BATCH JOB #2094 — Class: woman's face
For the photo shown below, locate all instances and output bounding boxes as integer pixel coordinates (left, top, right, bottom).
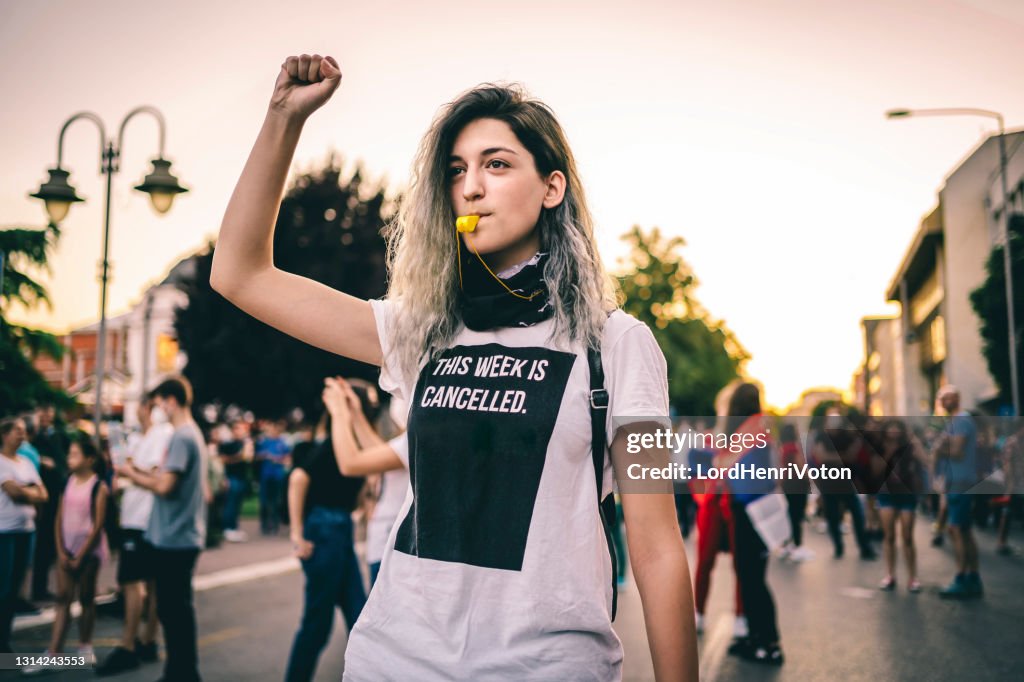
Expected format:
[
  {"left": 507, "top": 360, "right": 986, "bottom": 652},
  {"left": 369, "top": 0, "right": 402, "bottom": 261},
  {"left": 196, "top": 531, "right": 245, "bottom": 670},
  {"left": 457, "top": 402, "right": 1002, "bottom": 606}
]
[
  {"left": 448, "top": 118, "right": 565, "bottom": 272},
  {"left": 66, "top": 442, "right": 85, "bottom": 472},
  {"left": 3, "top": 420, "right": 26, "bottom": 450}
]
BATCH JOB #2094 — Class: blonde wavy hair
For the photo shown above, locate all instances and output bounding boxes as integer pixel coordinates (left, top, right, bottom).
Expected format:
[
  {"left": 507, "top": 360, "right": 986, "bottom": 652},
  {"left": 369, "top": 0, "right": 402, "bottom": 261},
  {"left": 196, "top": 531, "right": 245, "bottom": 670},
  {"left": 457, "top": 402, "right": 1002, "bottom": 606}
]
[{"left": 383, "top": 84, "right": 620, "bottom": 378}]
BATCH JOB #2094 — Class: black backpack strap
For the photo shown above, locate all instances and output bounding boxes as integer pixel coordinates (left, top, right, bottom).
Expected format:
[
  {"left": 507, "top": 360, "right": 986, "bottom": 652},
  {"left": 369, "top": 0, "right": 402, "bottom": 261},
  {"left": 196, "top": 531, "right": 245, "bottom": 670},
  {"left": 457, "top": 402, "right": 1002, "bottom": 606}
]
[
  {"left": 588, "top": 345, "right": 618, "bottom": 621},
  {"left": 89, "top": 477, "right": 101, "bottom": 522}
]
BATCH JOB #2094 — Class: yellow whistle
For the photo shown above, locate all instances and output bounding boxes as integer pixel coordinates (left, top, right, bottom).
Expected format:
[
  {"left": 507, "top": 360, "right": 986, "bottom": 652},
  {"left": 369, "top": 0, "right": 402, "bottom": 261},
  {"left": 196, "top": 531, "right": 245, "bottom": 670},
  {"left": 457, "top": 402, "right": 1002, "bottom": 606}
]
[{"left": 456, "top": 215, "right": 479, "bottom": 233}]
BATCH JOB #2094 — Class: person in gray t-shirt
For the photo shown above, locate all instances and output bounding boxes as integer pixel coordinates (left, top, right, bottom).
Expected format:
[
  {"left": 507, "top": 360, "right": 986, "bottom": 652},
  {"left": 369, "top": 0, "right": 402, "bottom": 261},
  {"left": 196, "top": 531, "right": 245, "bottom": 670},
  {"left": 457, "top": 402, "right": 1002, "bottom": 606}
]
[
  {"left": 116, "top": 377, "right": 206, "bottom": 682},
  {"left": 145, "top": 422, "right": 207, "bottom": 550}
]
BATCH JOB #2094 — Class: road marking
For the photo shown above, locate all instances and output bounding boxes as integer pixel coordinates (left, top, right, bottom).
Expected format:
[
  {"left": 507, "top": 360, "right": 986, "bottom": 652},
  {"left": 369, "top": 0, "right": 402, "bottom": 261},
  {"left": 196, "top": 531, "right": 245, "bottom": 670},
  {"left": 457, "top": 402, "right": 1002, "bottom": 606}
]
[
  {"left": 192, "top": 556, "right": 299, "bottom": 591},
  {"left": 198, "top": 626, "right": 247, "bottom": 647},
  {"left": 15, "top": 554, "right": 300, "bottom": 632},
  {"left": 699, "top": 616, "right": 733, "bottom": 682}
]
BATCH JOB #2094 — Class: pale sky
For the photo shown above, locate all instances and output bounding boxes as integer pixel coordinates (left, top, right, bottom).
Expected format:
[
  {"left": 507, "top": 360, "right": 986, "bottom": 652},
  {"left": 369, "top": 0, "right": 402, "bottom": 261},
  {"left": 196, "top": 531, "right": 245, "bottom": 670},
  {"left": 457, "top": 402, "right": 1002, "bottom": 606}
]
[{"left": 2, "top": 0, "right": 1023, "bottom": 409}]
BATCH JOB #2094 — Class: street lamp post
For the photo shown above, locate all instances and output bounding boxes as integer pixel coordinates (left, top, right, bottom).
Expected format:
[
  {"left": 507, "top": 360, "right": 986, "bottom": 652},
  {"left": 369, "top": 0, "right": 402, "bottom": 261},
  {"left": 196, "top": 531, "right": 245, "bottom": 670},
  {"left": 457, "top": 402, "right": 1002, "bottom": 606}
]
[
  {"left": 29, "top": 107, "right": 188, "bottom": 440},
  {"left": 886, "top": 107, "right": 1019, "bottom": 416}
]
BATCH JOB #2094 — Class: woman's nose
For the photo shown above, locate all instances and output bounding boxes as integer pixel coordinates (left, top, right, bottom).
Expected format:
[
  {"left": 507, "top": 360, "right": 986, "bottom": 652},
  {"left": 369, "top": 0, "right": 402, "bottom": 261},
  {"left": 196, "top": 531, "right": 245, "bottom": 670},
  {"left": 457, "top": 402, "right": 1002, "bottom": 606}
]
[{"left": 462, "top": 167, "right": 484, "bottom": 202}]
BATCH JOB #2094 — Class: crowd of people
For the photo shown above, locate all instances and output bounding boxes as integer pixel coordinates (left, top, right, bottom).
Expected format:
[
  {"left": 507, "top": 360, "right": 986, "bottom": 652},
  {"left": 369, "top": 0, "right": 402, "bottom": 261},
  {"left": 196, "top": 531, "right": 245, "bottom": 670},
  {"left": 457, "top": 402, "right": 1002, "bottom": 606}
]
[
  {"left": 0, "top": 372, "right": 416, "bottom": 681},
  {"left": 5, "top": 375, "right": 1020, "bottom": 679}
]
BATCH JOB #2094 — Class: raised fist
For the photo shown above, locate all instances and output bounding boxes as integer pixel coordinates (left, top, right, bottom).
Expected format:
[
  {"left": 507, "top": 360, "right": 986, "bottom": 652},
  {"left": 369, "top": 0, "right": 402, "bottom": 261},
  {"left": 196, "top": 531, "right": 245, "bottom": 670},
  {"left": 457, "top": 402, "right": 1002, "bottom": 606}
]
[{"left": 269, "top": 54, "right": 342, "bottom": 120}]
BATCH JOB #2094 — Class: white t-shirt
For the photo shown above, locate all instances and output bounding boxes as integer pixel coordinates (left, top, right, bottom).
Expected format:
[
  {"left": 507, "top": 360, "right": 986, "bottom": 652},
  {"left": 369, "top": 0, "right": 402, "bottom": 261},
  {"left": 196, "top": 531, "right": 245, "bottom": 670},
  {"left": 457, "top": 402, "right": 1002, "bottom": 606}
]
[
  {"left": 366, "top": 436, "right": 410, "bottom": 566},
  {"left": 0, "top": 454, "right": 43, "bottom": 532},
  {"left": 342, "top": 299, "right": 669, "bottom": 682},
  {"left": 119, "top": 423, "right": 174, "bottom": 530}
]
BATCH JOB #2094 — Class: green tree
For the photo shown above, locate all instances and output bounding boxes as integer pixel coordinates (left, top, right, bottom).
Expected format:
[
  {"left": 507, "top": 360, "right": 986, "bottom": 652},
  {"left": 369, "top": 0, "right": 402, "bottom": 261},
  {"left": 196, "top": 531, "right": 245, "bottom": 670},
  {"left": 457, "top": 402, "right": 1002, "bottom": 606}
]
[
  {"left": 969, "top": 214, "right": 1024, "bottom": 408},
  {"left": 0, "top": 223, "right": 72, "bottom": 414},
  {"left": 174, "top": 159, "right": 392, "bottom": 420},
  {"left": 617, "top": 226, "right": 747, "bottom": 416}
]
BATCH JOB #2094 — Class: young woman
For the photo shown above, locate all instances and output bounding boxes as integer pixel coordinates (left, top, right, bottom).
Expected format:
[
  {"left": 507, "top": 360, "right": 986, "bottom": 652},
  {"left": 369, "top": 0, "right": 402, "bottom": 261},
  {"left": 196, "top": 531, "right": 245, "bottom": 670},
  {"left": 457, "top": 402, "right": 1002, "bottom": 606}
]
[
  {"left": 212, "top": 54, "right": 697, "bottom": 680},
  {"left": 29, "top": 437, "right": 109, "bottom": 670},
  {"left": 285, "top": 400, "right": 367, "bottom": 682},
  {"left": 714, "top": 383, "right": 784, "bottom": 666},
  {"left": 875, "top": 419, "right": 925, "bottom": 592}
]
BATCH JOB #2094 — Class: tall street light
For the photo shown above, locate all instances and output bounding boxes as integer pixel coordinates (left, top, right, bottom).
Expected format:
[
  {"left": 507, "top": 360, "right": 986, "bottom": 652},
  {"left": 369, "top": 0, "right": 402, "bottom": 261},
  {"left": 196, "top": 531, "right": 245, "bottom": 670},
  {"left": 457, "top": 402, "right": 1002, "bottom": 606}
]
[
  {"left": 29, "top": 106, "right": 188, "bottom": 439},
  {"left": 886, "top": 107, "right": 1018, "bottom": 416}
]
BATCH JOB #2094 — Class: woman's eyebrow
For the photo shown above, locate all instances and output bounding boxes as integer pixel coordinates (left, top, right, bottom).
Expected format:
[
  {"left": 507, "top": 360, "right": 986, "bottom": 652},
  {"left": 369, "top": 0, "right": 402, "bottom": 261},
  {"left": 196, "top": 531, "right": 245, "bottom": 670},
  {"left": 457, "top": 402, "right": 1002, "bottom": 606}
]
[{"left": 448, "top": 147, "right": 520, "bottom": 162}]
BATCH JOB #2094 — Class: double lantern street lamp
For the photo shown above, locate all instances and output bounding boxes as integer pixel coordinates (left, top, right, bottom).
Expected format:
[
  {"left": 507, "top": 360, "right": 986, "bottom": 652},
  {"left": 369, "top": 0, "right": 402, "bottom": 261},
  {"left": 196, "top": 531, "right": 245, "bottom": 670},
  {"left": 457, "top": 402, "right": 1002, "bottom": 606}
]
[
  {"left": 886, "top": 107, "right": 1019, "bottom": 416},
  {"left": 29, "top": 106, "right": 188, "bottom": 440}
]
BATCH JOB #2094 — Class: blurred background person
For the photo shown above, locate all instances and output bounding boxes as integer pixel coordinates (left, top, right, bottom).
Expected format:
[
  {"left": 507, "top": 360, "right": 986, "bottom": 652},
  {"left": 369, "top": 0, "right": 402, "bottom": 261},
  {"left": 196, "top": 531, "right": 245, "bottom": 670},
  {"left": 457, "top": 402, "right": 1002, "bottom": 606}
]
[
  {"left": 255, "top": 419, "right": 291, "bottom": 536},
  {"left": 218, "top": 419, "right": 254, "bottom": 544},
  {"left": 284, "top": 381, "right": 373, "bottom": 682},
  {"left": 26, "top": 436, "right": 110, "bottom": 671},
  {"left": 0, "top": 417, "right": 48, "bottom": 653},
  {"left": 875, "top": 419, "right": 926, "bottom": 593},
  {"left": 718, "top": 382, "right": 784, "bottom": 666},
  {"left": 813, "top": 407, "right": 877, "bottom": 561},
  {"left": 116, "top": 377, "right": 207, "bottom": 682},
  {"left": 96, "top": 396, "right": 171, "bottom": 675},
  {"left": 29, "top": 404, "right": 68, "bottom": 604},
  {"left": 996, "top": 419, "right": 1024, "bottom": 556},
  {"left": 778, "top": 423, "right": 813, "bottom": 562},
  {"left": 933, "top": 386, "right": 983, "bottom": 599}
]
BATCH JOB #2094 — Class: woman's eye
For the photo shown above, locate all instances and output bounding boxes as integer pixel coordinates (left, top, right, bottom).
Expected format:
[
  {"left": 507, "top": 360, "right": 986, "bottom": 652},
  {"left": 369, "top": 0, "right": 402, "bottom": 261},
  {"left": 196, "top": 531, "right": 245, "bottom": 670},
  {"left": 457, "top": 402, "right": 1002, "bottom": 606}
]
[
  {"left": 447, "top": 167, "right": 465, "bottom": 178},
  {"left": 487, "top": 159, "right": 509, "bottom": 169}
]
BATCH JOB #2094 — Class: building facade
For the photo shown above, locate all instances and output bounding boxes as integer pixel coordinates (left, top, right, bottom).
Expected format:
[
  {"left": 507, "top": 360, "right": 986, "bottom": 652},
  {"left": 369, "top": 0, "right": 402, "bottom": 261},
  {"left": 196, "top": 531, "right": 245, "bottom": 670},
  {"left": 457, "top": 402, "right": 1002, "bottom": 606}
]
[{"left": 882, "top": 131, "right": 1024, "bottom": 415}]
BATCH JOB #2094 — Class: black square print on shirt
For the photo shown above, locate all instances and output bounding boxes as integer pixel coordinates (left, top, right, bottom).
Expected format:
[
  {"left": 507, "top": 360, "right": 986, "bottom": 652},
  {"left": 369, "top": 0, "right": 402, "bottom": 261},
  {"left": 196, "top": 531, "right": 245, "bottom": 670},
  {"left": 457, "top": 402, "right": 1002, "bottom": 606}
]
[{"left": 394, "top": 343, "right": 576, "bottom": 571}]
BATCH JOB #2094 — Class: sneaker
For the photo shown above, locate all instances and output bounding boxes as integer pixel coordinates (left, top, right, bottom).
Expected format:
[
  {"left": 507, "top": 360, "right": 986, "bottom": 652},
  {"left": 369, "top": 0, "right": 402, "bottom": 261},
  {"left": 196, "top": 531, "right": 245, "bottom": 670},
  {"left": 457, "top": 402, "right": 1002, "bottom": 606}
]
[
  {"left": 727, "top": 636, "right": 753, "bottom": 657},
  {"left": 695, "top": 613, "right": 705, "bottom": 635},
  {"left": 833, "top": 545, "right": 845, "bottom": 559},
  {"left": 77, "top": 644, "right": 96, "bottom": 666},
  {"left": 747, "top": 643, "right": 785, "bottom": 666},
  {"left": 931, "top": 533, "right": 945, "bottom": 547},
  {"left": 860, "top": 548, "right": 878, "bottom": 561},
  {"left": 907, "top": 579, "right": 922, "bottom": 593},
  {"left": 938, "top": 575, "right": 970, "bottom": 599},
  {"left": 996, "top": 544, "right": 1016, "bottom": 557},
  {"left": 879, "top": 575, "right": 896, "bottom": 591},
  {"left": 96, "top": 646, "right": 140, "bottom": 676},
  {"left": 135, "top": 638, "right": 158, "bottom": 663},
  {"left": 733, "top": 615, "right": 749, "bottom": 638},
  {"left": 789, "top": 546, "right": 816, "bottom": 562},
  {"left": 965, "top": 573, "right": 984, "bottom": 598},
  {"left": 224, "top": 529, "right": 249, "bottom": 543}
]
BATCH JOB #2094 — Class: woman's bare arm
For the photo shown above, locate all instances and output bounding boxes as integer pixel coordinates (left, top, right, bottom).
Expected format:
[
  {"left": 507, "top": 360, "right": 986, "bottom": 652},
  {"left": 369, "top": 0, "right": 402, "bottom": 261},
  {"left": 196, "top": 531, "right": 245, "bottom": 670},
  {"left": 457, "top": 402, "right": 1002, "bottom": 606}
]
[
  {"left": 611, "top": 423, "right": 697, "bottom": 682},
  {"left": 323, "top": 378, "right": 403, "bottom": 476},
  {"left": 210, "top": 54, "right": 382, "bottom": 366}
]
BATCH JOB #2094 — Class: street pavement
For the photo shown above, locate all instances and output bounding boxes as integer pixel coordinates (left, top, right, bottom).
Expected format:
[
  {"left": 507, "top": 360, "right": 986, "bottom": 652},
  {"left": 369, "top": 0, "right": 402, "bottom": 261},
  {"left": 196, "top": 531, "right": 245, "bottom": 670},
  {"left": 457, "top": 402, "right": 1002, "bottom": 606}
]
[{"left": 4, "top": 507, "right": 1023, "bottom": 681}]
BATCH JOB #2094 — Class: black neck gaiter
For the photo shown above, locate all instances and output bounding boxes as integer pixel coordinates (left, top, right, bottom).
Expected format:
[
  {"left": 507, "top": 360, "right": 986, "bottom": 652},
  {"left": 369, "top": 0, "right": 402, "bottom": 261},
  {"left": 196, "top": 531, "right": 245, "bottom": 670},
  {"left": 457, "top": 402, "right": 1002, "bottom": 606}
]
[{"left": 458, "top": 251, "right": 553, "bottom": 331}]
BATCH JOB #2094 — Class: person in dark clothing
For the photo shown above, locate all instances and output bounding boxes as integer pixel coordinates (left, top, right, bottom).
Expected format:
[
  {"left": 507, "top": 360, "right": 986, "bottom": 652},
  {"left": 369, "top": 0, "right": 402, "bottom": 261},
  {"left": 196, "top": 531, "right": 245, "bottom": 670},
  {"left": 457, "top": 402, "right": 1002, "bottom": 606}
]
[
  {"left": 779, "top": 424, "right": 812, "bottom": 562},
  {"left": 718, "top": 382, "right": 783, "bottom": 666},
  {"left": 29, "top": 405, "right": 69, "bottom": 602},
  {"left": 219, "top": 420, "right": 253, "bottom": 543},
  {"left": 284, "top": 403, "right": 367, "bottom": 682},
  {"left": 813, "top": 409, "right": 877, "bottom": 561}
]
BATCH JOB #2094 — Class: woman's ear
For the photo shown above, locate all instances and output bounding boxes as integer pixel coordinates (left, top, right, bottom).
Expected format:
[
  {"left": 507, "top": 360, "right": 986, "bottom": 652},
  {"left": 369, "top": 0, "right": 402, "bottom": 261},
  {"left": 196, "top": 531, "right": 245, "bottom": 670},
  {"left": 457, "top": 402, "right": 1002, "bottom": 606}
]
[{"left": 542, "top": 171, "right": 567, "bottom": 209}]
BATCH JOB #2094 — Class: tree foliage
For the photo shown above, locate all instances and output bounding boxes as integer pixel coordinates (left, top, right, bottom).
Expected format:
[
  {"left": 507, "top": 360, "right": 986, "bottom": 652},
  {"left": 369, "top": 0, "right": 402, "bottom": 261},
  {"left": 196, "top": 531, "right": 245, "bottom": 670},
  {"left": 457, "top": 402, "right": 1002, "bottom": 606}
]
[
  {"left": 969, "top": 214, "right": 1024, "bottom": 409},
  {"left": 174, "top": 160, "right": 392, "bottom": 420},
  {"left": 0, "top": 223, "right": 72, "bottom": 415},
  {"left": 617, "top": 226, "right": 747, "bottom": 415}
]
